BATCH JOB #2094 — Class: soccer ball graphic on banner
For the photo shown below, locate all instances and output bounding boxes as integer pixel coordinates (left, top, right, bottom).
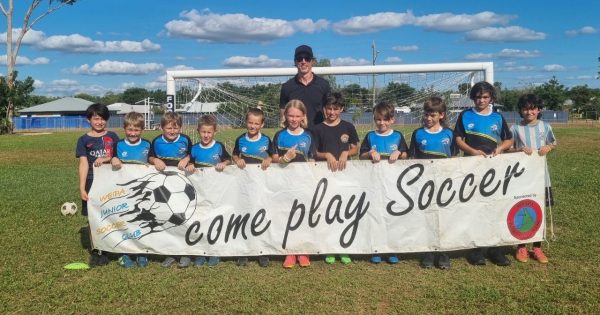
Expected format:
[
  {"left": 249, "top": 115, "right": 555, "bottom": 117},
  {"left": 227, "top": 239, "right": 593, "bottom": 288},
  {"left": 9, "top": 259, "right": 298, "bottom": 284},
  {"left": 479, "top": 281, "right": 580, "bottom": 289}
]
[
  {"left": 122, "top": 171, "right": 197, "bottom": 235},
  {"left": 61, "top": 202, "right": 78, "bottom": 216}
]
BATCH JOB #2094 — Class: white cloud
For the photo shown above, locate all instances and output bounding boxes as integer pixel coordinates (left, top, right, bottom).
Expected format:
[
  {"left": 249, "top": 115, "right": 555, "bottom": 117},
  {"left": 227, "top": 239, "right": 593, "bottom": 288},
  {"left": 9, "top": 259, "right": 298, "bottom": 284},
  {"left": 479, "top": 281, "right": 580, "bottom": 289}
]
[
  {"left": 168, "top": 64, "right": 195, "bottom": 71},
  {"left": 384, "top": 57, "right": 402, "bottom": 63},
  {"left": 543, "top": 64, "right": 566, "bottom": 72},
  {"left": 497, "top": 49, "right": 542, "bottom": 58},
  {"left": 0, "top": 29, "right": 46, "bottom": 45},
  {"left": 0, "top": 55, "right": 49, "bottom": 65},
  {"left": 497, "top": 63, "right": 534, "bottom": 72},
  {"left": 71, "top": 60, "right": 164, "bottom": 75},
  {"left": 330, "top": 57, "right": 371, "bottom": 66},
  {"left": 51, "top": 79, "right": 79, "bottom": 86},
  {"left": 33, "top": 80, "right": 44, "bottom": 88},
  {"left": 332, "top": 11, "right": 416, "bottom": 35},
  {"left": 165, "top": 9, "right": 326, "bottom": 43},
  {"left": 465, "top": 26, "right": 546, "bottom": 42},
  {"left": 392, "top": 45, "right": 418, "bottom": 52},
  {"left": 37, "top": 34, "right": 160, "bottom": 53},
  {"left": 465, "top": 53, "right": 494, "bottom": 60},
  {"left": 567, "top": 75, "right": 593, "bottom": 80},
  {"left": 223, "top": 55, "right": 287, "bottom": 68},
  {"left": 565, "top": 26, "right": 597, "bottom": 36},
  {"left": 120, "top": 82, "right": 137, "bottom": 89},
  {"left": 415, "top": 11, "right": 514, "bottom": 32}
]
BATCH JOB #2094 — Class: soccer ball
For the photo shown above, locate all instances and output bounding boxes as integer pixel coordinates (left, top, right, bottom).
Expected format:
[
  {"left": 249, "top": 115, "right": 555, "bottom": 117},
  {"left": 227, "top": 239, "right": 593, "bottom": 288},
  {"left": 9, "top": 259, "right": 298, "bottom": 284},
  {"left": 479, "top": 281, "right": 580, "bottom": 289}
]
[
  {"left": 121, "top": 171, "right": 197, "bottom": 233},
  {"left": 61, "top": 202, "right": 78, "bottom": 216}
]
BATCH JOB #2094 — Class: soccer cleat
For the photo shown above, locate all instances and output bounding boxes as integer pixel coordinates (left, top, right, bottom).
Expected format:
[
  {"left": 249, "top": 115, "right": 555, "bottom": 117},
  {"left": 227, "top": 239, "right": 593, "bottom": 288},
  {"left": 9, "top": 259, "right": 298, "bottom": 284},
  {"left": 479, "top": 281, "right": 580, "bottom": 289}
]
[
  {"left": 387, "top": 255, "right": 399, "bottom": 264},
  {"left": 437, "top": 253, "right": 450, "bottom": 270},
  {"left": 488, "top": 247, "right": 511, "bottom": 266},
  {"left": 340, "top": 255, "right": 352, "bottom": 265},
  {"left": 421, "top": 252, "right": 434, "bottom": 269},
  {"left": 370, "top": 255, "right": 382, "bottom": 264},
  {"left": 207, "top": 256, "right": 220, "bottom": 267},
  {"left": 178, "top": 256, "right": 192, "bottom": 268},
  {"left": 237, "top": 257, "right": 249, "bottom": 267},
  {"left": 161, "top": 256, "right": 176, "bottom": 268},
  {"left": 325, "top": 255, "right": 336, "bottom": 264},
  {"left": 118, "top": 255, "right": 135, "bottom": 268},
  {"left": 467, "top": 248, "right": 486, "bottom": 266},
  {"left": 194, "top": 256, "right": 206, "bottom": 266},
  {"left": 298, "top": 255, "right": 311, "bottom": 267},
  {"left": 283, "top": 255, "right": 296, "bottom": 268},
  {"left": 136, "top": 256, "right": 149, "bottom": 267},
  {"left": 533, "top": 247, "right": 548, "bottom": 264},
  {"left": 258, "top": 256, "right": 270, "bottom": 267},
  {"left": 515, "top": 246, "right": 529, "bottom": 263}
]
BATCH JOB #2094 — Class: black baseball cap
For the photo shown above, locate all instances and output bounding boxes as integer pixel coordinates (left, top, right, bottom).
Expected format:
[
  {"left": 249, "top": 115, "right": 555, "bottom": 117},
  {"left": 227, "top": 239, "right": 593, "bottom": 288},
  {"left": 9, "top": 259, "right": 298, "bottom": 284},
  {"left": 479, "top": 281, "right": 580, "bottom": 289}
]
[{"left": 294, "top": 45, "right": 314, "bottom": 60}]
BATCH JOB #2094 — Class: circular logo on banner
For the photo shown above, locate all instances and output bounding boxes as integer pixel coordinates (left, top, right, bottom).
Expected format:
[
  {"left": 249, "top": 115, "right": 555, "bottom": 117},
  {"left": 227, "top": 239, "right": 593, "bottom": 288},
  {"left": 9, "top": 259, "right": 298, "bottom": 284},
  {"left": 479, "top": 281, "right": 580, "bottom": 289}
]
[{"left": 507, "top": 199, "right": 543, "bottom": 240}]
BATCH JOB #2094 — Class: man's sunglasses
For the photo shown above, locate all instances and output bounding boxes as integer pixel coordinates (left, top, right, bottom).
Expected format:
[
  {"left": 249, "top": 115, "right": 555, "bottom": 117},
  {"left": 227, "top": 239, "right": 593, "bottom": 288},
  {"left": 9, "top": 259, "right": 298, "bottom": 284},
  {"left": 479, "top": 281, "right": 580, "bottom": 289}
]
[{"left": 295, "top": 56, "right": 313, "bottom": 62}]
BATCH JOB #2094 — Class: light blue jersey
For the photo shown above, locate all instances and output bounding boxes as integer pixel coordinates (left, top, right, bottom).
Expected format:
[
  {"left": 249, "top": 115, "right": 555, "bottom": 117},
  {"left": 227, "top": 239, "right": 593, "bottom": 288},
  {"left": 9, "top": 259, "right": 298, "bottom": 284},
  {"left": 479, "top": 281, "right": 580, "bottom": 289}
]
[
  {"left": 359, "top": 130, "right": 408, "bottom": 157},
  {"left": 409, "top": 127, "right": 458, "bottom": 159},
  {"left": 190, "top": 140, "right": 231, "bottom": 167},
  {"left": 114, "top": 138, "right": 150, "bottom": 164},
  {"left": 273, "top": 128, "right": 315, "bottom": 162}
]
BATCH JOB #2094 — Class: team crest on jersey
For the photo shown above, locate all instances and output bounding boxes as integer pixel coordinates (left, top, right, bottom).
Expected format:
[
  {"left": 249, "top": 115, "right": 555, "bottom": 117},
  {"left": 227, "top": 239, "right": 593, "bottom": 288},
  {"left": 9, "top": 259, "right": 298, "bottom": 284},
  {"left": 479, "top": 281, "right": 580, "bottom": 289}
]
[
  {"left": 442, "top": 138, "right": 450, "bottom": 145},
  {"left": 420, "top": 139, "right": 427, "bottom": 146},
  {"left": 212, "top": 154, "right": 220, "bottom": 161},
  {"left": 467, "top": 123, "right": 475, "bottom": 129},
  {"left": 122, "top": 151, "right": 129, "bottom": 157},
  {"left": 390, "top": 144, "right": 398, "bottom": 151},
  {"left": 340, "top": 134, "right": 349, "bottom": 144},
  {"left": 298, "top": 142, "right": 307, "bottom": 149},
  {"left": 260, "top": 145, "right": 268, "bottom": 152},
  {"left": 241, "top": 147, "right": 247, "bottom": 153},
  {"left": 491, "top": 124, "right": 498, "bottom": 131},
  {"left": 178, "top": 147, "right": 187, "bottom": 155}
]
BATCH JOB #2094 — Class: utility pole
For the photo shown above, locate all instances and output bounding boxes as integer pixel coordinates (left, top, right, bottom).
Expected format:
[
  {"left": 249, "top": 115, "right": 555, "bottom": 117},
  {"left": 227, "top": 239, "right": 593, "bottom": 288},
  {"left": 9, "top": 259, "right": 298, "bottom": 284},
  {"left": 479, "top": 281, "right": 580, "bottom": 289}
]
[
  {"left": 136, "top": 97, "right": 161, "bottom": 130},
  {"left": 371, "top": 40, "right": 380, "bottom": 108}
]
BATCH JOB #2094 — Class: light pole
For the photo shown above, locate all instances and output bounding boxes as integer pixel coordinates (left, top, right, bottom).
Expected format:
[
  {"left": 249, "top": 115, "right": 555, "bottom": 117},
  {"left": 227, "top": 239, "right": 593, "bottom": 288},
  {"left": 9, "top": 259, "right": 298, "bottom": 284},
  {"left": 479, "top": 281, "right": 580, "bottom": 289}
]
[{"left": 372, "top": 40, "right": 380, "bottom": 108}]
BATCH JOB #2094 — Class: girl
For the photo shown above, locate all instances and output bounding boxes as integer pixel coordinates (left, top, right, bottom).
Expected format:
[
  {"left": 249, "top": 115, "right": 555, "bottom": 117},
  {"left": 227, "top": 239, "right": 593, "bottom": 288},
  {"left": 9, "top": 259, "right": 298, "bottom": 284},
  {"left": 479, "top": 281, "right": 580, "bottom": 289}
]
[
  {"left": 273, "top": 99, "right": 316, "bottom": 268},
  {"left": 408, "top": 96, "right": 458, "bottom": 269},
  {"left": 312, "top": 92, "right": 359, "bottom": 265}
]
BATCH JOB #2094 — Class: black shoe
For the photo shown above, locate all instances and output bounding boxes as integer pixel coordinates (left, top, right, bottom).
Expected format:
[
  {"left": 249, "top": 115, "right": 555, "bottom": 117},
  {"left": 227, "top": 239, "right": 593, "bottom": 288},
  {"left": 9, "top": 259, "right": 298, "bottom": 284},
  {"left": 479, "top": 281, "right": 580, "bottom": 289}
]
[
  {"left": 488, "top": 247, "right": 511, "bottom": 266},
  {"left": 468, "top": 248, "right": 486, "bottom": 266},
  {"left": 237, "top": 257, "right": 249, "bottom": 267},
  {"left": 89, "top": 251, "right": 109, "bottom": 268},
  {"left": 437, "top": 253, "right": 450, "bottom": 269},
  {"left": 421, "top": 252, "right": 435, "bottom": 268},
  {"left": 258, "top": 256, "right": 270, "bottom": 267}
]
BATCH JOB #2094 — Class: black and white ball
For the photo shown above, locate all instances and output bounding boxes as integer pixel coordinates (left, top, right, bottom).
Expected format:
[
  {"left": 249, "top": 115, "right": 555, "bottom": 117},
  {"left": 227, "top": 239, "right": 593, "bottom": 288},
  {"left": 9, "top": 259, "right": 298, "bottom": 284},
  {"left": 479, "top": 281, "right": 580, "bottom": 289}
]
[{"left": 61, "top": 202, "right": 78, "bottom": 216}]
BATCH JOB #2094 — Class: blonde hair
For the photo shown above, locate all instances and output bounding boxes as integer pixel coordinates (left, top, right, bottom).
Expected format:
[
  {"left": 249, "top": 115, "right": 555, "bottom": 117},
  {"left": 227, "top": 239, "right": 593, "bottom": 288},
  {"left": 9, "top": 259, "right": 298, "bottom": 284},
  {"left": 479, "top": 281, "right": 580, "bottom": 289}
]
[
  {"left": 283, "top": 99, "right": 308, "bottom": 129},
  {"left": 160, "top": 111, "right": 182, "bottom": 128},
  {"left": 123, "top": 111, "right": 145, "bottom": 129},
  {"left": 197, "top": 114, "right": 217, "bottom": 131}
]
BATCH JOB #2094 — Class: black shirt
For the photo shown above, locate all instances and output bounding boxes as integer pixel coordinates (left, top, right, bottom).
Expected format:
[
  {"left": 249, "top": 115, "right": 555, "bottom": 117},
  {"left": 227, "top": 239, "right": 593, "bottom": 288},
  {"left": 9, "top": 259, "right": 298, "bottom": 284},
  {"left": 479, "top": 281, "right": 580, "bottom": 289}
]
[{"left": 280, "top": 74, "right": 331, "bottom": 128}]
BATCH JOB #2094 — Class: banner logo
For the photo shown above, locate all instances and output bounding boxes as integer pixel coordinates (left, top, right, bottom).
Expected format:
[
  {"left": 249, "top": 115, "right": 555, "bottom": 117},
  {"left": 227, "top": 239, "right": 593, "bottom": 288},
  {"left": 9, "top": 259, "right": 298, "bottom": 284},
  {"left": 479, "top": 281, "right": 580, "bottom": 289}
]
[{"left": 507, "top": 199, "right": 542, "bottom": 240}]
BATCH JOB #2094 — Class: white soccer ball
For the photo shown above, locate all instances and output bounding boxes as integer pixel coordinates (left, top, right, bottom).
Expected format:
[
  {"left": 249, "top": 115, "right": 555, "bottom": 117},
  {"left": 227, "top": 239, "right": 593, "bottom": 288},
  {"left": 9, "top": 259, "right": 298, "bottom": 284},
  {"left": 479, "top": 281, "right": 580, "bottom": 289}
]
[{"left": 61, "top": 202, "right": 78, "bottom": 216}]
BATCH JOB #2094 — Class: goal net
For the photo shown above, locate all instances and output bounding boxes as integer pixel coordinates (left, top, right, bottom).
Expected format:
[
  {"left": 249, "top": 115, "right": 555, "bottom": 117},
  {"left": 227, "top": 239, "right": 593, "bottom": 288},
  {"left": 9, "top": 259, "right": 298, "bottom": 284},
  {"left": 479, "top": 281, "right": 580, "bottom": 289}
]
[{"left": 166, "top": 62, "right": 492, "bottom": 142}]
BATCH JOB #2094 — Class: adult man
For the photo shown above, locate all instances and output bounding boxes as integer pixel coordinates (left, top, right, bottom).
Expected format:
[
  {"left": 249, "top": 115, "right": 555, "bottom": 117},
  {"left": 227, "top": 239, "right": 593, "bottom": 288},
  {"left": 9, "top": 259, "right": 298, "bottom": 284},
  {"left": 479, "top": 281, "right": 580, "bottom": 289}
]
[{"left": 280, "top": 45, "right": 331, "bottom": 129}]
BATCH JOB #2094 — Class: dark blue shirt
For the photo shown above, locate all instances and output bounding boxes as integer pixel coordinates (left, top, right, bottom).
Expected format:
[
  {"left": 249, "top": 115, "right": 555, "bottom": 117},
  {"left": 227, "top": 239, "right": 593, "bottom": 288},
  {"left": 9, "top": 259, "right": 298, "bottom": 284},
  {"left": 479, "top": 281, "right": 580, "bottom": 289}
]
[{"left": 76, "top": 131, "right": 119, "bottom": 179}]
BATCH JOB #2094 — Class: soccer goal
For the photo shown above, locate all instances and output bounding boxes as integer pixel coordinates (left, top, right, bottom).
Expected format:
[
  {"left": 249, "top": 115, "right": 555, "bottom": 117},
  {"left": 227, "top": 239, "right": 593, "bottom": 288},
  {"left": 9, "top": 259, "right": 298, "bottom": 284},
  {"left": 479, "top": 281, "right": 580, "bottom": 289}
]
[{"left": 166, "top": 62, "right": 493, "bottom": 140}]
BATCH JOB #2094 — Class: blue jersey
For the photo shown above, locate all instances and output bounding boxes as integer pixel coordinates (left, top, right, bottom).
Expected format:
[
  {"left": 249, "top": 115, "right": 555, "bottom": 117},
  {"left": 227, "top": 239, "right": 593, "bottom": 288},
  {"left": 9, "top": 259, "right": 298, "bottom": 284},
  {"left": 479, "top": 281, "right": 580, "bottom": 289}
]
[
  {"left": 273, "top": 128, "right": 315, "bottom": 162},
  {"left": 409, "top": 127, "right": 458, "bottom": 159},
  {"left": 190, "top": 140, "right": 231, "bottom": 167},
  {"left": 149, "top": 134, "right": 192, "bottom": 167},
  {"left": 454, "top": 108, "right": 512, "bottom": 155},
  {"left": 233, "top": 133, "right": 275, "bottom": 164},
  {"left": 114, "top": 138, "right": 150, "bottom": 164},
  {"left": 359, "top": 130, "right": 408, "bottom": 157},
  {"left": 75, "top": 131, "right": 119, "bottom": 180}
]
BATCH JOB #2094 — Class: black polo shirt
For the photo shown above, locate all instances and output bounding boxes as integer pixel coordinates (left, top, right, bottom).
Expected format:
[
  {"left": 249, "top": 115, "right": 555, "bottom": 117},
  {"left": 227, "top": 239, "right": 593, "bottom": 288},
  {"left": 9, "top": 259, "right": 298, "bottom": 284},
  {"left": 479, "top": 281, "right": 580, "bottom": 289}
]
[{"left": 279, "top": 74, "right": 331, "bottom": 128}]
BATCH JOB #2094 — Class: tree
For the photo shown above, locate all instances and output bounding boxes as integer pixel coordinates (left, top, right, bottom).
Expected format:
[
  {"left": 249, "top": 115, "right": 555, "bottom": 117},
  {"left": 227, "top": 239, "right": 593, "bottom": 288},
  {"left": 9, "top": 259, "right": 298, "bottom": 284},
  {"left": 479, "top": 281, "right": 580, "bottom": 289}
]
[
  {"left": 0, "top": 71, "right": 34, "bottom": 133},
  {"left": 1, "top": 0, "right": 76, "bottom": 133},
  {"left": 377, "top": 82, "right": 416, "bottom": 106},
  {"left": 533, "top": 76, "right": 567, "bottom": 110},
  {"left": 122, "top": 87, "right": 150, "bottom": 105}
]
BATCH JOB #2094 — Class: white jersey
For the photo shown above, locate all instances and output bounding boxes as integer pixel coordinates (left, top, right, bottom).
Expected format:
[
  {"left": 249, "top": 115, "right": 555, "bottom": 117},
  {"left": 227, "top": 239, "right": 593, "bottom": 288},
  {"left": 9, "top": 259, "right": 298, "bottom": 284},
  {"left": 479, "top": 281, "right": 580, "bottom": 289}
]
[{"left": 510, "top": 120, "right": 557, "bottom": 187}]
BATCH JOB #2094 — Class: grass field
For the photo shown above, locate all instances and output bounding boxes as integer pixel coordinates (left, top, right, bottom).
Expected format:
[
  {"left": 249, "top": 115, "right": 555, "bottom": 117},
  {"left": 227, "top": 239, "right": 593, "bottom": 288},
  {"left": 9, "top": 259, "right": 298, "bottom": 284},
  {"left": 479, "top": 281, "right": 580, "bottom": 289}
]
[{"left": 1, "top": 126, "right": 599, "bottom": 314}]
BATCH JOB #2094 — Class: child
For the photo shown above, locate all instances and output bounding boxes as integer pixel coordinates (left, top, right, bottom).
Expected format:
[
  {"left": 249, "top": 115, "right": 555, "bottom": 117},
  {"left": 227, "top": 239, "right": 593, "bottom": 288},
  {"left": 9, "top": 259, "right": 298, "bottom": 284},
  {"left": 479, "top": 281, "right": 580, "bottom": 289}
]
[
  {"left": 185, "top": 115, "right": 231, "bottom": 267},
  {"left": 312, "top": 92, "right": 359, "bottom": 265},
  {"left": 454, "top": 81, "right": 513, "bottom": 266},
  {"left": 510, "top": 94, "right": 556, "bottom": 264},
  {"left": 408, "top": 97, "right": 458, "bottom": 269},
  {"left": 75, "top": 103, "right": 119, "bottom": 267},
  {"left": 148, "top": 111, "right": 193, "bottom": 268},
  {"left": 359, "top": 101, "right": 408, "bottom": 264},
  {"left": 232, "top": 108, "right": 275, "bottom": 267},
  {"left": 273, "top": 99, "right": 316, "bottom": 268},
  {"left": 110, "top": 111, "right": 151, "bottom": 268}
]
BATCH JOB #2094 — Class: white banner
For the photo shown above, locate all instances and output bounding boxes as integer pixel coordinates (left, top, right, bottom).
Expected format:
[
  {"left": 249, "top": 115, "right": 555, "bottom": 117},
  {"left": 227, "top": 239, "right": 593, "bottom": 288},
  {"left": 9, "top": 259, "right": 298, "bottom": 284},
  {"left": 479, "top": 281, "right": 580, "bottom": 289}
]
[{"left": 89, "top": 153, "right": 546, "bottom": 256}]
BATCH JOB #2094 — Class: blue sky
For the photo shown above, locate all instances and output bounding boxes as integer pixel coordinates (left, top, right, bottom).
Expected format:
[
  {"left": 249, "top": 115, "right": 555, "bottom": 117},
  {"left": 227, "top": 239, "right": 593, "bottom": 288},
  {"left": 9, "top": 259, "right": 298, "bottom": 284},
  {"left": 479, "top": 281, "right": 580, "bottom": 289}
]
[{"left": 2, "top": 0, "right": 599, "bottom": 96}]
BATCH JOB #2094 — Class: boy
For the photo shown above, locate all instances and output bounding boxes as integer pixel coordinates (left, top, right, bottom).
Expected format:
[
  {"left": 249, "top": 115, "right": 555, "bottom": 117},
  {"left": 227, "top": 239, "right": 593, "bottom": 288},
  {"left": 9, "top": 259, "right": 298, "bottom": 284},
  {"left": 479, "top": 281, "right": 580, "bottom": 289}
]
[
  {"left": 408, "top": 96, "right": 458, "bottom": 269},
  {"left": 359, "top": 101, "right": 408, "bottom": 264},
  {"left": 313, "top": 92, "right": 359, "bottom": 265},
  {"left": 510, "top": 94, "right": 556, "bottom": 264},
  {"left": 454, "top": 81, "right": 513, "bottom": 266},
  {"left": 149, "top": 111, "right": 192, "bottom": 268},
  {"left": 232, "top": 108, "right": 275, "bottom": 267},
  {"left": 185, "top": 115, "right": 231, "bottom": 267},
  {"left": 75, "top": 103, "right": 119, "bottom": 267},
  {"left": 110, "top": 111, "right": 151, "bottom": 268}
]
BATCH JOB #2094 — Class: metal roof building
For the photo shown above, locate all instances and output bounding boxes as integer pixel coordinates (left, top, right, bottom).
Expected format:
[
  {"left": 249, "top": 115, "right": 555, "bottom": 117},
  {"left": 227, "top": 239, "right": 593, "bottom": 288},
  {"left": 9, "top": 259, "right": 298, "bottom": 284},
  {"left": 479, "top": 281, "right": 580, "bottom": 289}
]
[{"left": 18, "top": 97, "right": 95, "bottom": 116}]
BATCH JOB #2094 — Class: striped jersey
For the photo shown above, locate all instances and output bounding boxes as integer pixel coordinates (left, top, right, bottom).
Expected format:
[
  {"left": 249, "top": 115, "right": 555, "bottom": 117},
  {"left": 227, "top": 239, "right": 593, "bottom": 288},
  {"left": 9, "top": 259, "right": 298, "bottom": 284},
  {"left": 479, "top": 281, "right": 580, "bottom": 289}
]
[{"left": 510, "top": 120, "right": 556, "bottom": 187}]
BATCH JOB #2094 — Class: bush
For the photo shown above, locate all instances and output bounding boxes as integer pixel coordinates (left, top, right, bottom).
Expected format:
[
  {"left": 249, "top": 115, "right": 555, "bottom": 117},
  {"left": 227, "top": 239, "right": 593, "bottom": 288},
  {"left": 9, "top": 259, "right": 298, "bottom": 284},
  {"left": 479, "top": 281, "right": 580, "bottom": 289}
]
[{"left": 0, "top": 118, "right": 13, "bottom": 134}]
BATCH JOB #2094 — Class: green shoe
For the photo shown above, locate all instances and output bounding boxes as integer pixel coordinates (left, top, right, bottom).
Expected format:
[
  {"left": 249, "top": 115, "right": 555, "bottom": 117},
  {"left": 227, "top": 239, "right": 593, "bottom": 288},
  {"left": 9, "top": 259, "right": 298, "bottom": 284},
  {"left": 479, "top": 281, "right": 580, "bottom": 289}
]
[
  {"left": 325, "top": 255, "right": 336, "bottom": 264},
  {"left": 340, "top": 255, "right": 352, "bottom": 265}
]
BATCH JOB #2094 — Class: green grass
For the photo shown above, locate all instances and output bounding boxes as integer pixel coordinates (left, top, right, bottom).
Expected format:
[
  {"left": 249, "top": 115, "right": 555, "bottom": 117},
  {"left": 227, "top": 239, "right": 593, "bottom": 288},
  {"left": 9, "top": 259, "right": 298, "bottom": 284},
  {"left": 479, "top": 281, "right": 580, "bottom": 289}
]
[{"left": 1, "top": 126, "right": 599, "bottom": 314}]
